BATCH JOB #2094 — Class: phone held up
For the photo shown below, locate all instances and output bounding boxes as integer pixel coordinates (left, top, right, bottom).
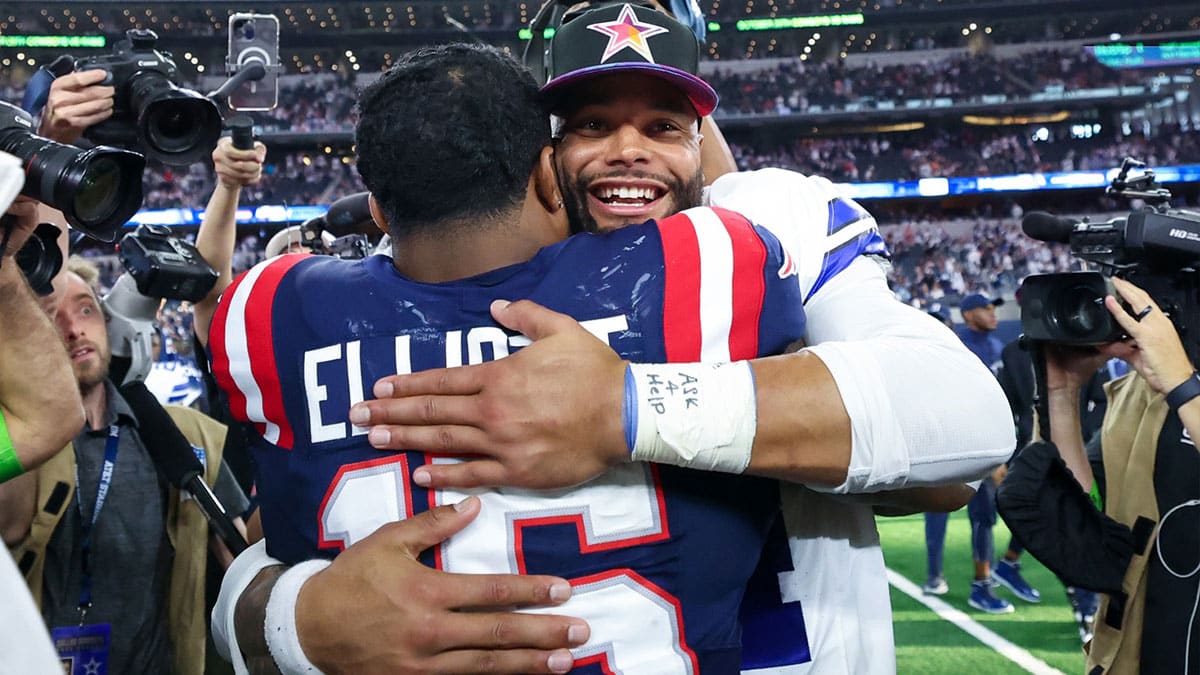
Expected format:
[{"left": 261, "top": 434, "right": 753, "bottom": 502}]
[{"left": 226, "top": 13, "right": 280, "bottom": 111}]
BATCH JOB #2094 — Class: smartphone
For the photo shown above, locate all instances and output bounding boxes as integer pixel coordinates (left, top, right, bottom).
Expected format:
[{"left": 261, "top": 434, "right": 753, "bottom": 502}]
[{"left": 227, "top": 13, "right": 280, "bottom": 111}]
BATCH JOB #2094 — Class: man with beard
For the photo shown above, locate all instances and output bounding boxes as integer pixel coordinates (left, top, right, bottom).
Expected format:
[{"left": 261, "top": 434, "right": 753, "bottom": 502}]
[
  {"left": 349, "top": 5, "right": 1011, "bottom": 674},
  {"left": 2, "top": 257, "right": 240, "bottom": 675}
]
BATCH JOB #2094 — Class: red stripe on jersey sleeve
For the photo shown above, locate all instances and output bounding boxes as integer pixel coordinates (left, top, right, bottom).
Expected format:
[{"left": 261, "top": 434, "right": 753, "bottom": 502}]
[
  {"left": 657, "top": 212, "right": 703, "bottom": 362},
  {"left": 209, "top": 269, "right": 253, "bottom": 427},
  {"left": 243, "top": 254, "right": 309, "bottom": 449},
  {"left": 713, "top": 207, "right": 768, "bottom": 361}
]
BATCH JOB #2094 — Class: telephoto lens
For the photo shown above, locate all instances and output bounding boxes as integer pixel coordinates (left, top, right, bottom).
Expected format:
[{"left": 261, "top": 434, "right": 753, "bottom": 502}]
[{"left": 0, "top": 101, "right": 145, "bottom": 241}]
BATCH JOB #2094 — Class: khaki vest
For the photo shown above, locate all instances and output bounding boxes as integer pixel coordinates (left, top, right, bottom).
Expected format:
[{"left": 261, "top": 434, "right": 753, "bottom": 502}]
[
  {"left": 1086, "top": 374, "right": 1167, "bottom": 675},
  {"left": 11, "top": 404, "right": 227, "bottom": 675}
]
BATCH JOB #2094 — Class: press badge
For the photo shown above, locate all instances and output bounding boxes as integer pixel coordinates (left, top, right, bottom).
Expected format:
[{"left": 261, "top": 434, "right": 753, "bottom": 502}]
[{"left": 51, "top": 623, "right": 111, "bottom": 675}]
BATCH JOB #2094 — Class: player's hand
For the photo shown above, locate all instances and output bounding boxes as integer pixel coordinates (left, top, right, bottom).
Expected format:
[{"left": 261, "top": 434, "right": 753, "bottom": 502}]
[
  {"left": 295, "top": 497, "right": 588, "bottom": 674},
  {"left": 38, "top": 69, "right": 115, "bottom": 145},
  {"left": 1100, "top": 276, "right": 1194, "bottom": 395},
  {"left": 213, "top": 136, "right": 267, "bottom": 189},
  {"left": 350, "top": 299, "right": 630, "bottom": 490}
]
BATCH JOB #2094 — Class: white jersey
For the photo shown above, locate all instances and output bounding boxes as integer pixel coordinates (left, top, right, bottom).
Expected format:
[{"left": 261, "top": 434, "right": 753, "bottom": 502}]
[{"left": 707, "top": 169, "right": 1013, "bottom": 675}]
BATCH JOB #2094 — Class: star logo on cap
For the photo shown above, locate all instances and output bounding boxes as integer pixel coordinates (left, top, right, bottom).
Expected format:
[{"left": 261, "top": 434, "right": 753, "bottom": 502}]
[{"left": 587, "top": 4, "right": 670, "bottom": 64}]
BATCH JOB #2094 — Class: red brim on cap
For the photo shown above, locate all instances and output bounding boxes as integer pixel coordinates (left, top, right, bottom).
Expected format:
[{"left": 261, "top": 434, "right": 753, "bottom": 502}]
[{"left": 540, "top": 62, "right": 718, "bottom": 117}]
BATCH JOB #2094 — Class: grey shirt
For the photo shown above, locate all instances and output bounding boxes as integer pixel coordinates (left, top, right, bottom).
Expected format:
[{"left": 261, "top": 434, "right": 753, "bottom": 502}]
[{"left": 41, "top": 382, "right": 173, "bottom": 675}]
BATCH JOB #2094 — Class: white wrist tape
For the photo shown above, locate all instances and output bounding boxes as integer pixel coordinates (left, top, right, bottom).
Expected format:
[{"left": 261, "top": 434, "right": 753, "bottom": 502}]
[
  {"left": 626, "top": 362, "right": 756, "bottom": 473},
  {"left": 264, "top": 559, "right": 331, "bottom": 675}
]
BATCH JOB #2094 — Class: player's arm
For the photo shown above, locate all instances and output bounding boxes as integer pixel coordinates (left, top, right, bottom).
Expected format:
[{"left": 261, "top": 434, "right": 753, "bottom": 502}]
[
  {"left": 352, "top": 248, "right": 1012, "bottom": 493},
  {"left": 859, "top": 483, "right": 977, "bottom": 517},
  {"left": 213, "top": 499, "right": 588, "bottom": 675},
  {"left": 193, "top": 137, "right": 267, "bottom": 347}
]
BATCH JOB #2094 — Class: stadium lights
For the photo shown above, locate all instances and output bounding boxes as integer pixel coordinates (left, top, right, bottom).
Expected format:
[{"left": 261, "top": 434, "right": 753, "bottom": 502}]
[
  {"left": 963, "top": 111, "right": 1071, "bottom": 125},
  {"left": 0, "top": 34, "right": 105, "bottom": 48},
  {"left": 733, "top": 13, "right": 864, "bottom": 31}
]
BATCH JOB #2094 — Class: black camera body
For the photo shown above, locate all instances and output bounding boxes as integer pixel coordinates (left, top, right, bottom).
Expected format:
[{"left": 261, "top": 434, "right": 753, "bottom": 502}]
[
  {"left": 118, "top": 224, "right": 218, "bottom": 302},
  {"left": 75, "top": 30, "right": 221, "bottom": 166},
  {"left": 1019, "top": 160, "right": 1200, "bottom": 359}
]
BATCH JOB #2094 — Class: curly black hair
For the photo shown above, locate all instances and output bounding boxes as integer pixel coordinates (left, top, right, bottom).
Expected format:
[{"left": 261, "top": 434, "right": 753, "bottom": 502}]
[{"left": 355, "top": 43, "right": 550, "bottom": 237}]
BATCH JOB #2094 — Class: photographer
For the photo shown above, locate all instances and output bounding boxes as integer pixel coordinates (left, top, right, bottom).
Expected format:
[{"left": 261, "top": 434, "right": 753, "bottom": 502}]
[
  {"left": 1045, "top": 276, "right": 1200, "bottom": 673},
  {"left": 3, "top": 256, "right": 241, "bottom": 675}
]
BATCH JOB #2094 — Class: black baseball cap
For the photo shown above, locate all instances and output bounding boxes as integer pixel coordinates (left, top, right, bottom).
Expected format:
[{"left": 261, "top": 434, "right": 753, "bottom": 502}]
[{"left": 540, "top": 3, "right": 718, "bottom": 117}]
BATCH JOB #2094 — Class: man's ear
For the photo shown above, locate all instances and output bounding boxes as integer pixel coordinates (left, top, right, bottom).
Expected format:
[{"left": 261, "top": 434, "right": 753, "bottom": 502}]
[
  {"left": 367, "top": 193, "right": 391, "bottom": 235},
  {"left": 535, "top": 145, "right": 563, "bottom": 213}
]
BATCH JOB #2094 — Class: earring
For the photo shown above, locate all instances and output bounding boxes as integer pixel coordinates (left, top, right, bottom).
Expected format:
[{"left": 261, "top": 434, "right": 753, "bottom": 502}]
[{"left": 556, "top": 199, "right": 564, "bottom": 209}]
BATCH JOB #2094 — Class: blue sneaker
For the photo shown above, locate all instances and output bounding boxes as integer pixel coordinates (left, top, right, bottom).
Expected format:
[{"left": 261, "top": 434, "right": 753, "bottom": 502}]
[
  {"left": 968, "top": 579, "right": 1014, "bottom": 614},
  {"left": 991, "top": 559, "right": 1041, "bottom": 603}
]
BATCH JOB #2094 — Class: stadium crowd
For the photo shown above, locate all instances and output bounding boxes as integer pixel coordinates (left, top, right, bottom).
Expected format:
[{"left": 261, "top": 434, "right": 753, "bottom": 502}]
[
  {"left": 708, "top": 49, "right": 1126, "bottom": 116},
  {"left": 729, "top": 122, "right": 1200, "bottom": 182},
  {"left": 129, "top": 120, "right": 1200, "bottom": 209}
]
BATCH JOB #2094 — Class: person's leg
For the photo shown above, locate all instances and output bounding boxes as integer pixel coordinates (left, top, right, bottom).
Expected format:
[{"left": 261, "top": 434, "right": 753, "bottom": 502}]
[
  {"left": 994, "top": 536, "right": 1041, "bottom": 603},
  {"left": 922, "top": 512, "right": 949, "bottom": 594},
  {"left": 966, "top": 480, "right": 1012, "bottom": 613},
  {"left": 967, "top": 480, "right": 996, "bottom": 580},
  {"left": 1005, "top": 537, "right": 1022, "bottom": 560}
]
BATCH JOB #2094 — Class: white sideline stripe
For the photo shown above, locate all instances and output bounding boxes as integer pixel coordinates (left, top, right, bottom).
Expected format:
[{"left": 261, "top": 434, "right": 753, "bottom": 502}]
[{"left": 886, "top": 568, "right": 1065, "bottom": 675}]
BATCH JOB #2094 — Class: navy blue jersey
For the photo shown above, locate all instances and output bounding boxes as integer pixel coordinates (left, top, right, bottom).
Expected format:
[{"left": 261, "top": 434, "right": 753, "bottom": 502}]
[{"left": 211, "top": 206, "right": 805, "bottom": 673}]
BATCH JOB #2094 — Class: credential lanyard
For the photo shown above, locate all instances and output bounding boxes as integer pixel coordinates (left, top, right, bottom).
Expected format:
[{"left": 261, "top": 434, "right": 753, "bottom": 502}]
[{"left": 74, "top": 424, "right": 120, "bottom": 624}]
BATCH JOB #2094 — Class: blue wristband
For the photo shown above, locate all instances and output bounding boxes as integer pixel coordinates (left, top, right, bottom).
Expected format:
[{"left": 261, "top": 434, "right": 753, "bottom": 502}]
[
  {"left": 1166, "top": 372, "right": 1200, "bottom": 410},
  {"left": 623, "top": 365, "right": 638, "bottom": 454}
]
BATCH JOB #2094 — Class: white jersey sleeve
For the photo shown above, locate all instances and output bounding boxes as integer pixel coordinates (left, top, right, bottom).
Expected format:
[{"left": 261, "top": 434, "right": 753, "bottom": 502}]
[{"left": 705, "top": 169, "right": 1014, "bottom": 491}]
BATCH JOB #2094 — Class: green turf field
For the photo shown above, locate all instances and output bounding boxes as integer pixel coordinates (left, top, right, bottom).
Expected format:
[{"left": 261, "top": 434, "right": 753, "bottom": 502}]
[{"left": 879, "top": 511, "right": 1087, "bottom": 674}]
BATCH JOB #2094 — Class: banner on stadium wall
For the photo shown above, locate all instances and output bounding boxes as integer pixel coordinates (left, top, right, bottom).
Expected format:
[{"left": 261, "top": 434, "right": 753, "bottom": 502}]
[{"left": 126, "top": 164, "right": 1200, "bottom": 227}]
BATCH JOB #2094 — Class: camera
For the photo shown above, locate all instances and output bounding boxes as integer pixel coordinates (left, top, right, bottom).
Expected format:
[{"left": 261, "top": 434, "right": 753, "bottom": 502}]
[
  {"left": 75, "top": 29, "right": 222, "bottom": 166},
  {"left": 296, "top": 192, "right": 374, "bottom": 260},
  {"left": 1019, "top": 159, "right": 1200, "bottom": 357},
  {"left": 118, "top": 224, "right": 218, "bottom": 302},
  {"left": 13, "top": 223, "right": 64, "bottom": 296},
  {"left": 0, "top": 101, "right": 145, "bottom": 241},
  {"left": 297, "top": 218, "right": 372, "bottom": 260}
]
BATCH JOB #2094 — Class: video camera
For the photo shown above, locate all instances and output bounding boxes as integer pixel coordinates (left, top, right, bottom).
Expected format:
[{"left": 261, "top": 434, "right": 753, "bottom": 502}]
[
  {"left": 118, "top": 224, "right": 218, "bottom": 303},
  {"left": 1019, "top": 159, "right": 1200, "bottom": 359},
  {"left": 74, "top": 29, "right": 222, "bottom": 166}
]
